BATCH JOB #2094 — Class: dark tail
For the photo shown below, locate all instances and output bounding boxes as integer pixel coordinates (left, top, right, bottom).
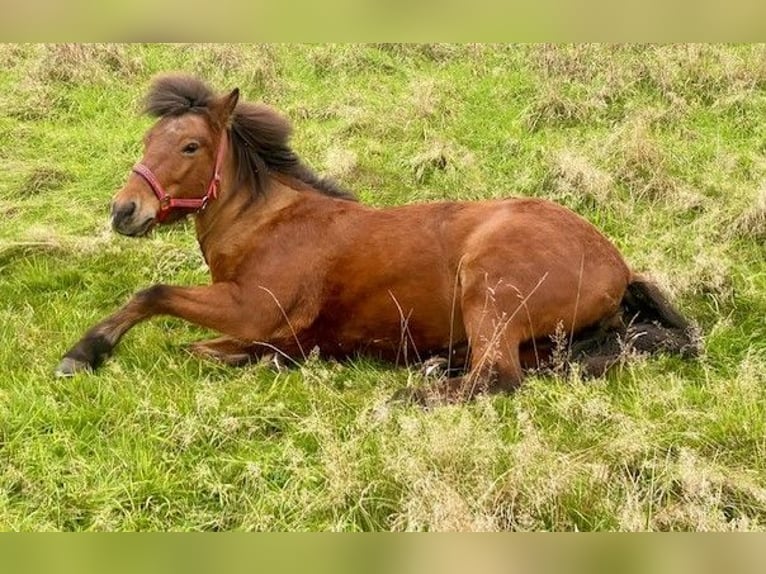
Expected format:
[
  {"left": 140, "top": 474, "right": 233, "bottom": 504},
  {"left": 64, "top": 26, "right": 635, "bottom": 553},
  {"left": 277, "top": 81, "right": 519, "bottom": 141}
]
[
  {"left": 569, "top": 276, "right": 701, "bottom": 377},
  {"left": 621, "top": 276, "right": 701, "bottom": 358}
]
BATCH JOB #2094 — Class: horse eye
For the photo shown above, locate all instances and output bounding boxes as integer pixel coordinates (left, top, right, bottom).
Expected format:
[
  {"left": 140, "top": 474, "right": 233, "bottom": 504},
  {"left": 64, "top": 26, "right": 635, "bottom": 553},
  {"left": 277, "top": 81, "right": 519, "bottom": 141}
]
[{"left": 182, "top": 142, "right": 200, "bottom": 155}]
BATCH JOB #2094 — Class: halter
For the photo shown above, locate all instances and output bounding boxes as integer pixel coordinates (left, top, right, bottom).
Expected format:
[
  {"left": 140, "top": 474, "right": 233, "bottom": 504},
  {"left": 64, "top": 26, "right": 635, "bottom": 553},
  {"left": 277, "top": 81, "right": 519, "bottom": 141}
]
[{"left": 131, "top": 132, "right": 228, "bottom": 223}]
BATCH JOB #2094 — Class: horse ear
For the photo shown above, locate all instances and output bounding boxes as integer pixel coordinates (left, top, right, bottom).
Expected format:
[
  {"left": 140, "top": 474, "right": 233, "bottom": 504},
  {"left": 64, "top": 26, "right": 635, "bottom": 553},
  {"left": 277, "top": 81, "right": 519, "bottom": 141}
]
[{"left": 214, "top": 87, "right": 240, "bottom": 127}]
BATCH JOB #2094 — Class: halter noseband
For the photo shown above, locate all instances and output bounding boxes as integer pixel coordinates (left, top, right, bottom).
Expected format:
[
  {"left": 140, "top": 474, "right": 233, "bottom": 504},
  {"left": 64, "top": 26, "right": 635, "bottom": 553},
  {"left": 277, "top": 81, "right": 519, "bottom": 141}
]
[{"left": 131, "top": 132, "right": 228, "bottom": 223}]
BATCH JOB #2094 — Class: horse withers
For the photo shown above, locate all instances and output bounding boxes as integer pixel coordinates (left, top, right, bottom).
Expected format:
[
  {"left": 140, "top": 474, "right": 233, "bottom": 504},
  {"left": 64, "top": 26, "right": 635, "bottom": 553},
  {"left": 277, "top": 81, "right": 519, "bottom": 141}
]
[{"left": 56, "top": 74, "right": 699, "bottom": 404}]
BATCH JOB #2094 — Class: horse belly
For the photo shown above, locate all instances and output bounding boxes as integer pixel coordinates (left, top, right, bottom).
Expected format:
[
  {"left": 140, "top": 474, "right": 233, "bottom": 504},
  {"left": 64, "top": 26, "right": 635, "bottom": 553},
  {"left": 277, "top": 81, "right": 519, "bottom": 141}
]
[{"left": 309, "top": 266, "right": 464, "bottom": 362}]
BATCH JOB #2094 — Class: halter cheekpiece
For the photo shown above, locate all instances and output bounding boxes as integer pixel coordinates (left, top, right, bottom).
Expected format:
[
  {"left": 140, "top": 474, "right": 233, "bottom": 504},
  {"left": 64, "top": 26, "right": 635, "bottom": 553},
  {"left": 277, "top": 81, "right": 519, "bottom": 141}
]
[{"left": 132, "top": 132, "right": 228, "bottom": 223}]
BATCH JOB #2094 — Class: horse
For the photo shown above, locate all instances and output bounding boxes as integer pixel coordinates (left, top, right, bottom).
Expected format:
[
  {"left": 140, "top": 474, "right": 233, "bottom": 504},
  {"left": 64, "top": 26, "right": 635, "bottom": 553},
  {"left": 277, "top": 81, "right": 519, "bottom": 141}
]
[{"left": 55, "top": 74, "right": 699, "bottom": 404}]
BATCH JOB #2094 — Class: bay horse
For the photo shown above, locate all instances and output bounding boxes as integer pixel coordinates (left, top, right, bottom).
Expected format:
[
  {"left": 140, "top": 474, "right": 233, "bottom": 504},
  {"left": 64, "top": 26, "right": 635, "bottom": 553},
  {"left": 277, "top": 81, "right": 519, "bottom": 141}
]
[{"left": 56, "top": 74, "right": 699, "bottom": 404}]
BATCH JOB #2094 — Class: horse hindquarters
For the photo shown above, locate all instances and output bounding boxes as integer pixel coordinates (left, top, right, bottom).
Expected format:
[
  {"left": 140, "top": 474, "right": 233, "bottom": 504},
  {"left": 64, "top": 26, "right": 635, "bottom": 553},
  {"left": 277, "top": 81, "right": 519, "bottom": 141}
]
[{"left": 405, "top": 199, "right": 633, "bottom": 404}]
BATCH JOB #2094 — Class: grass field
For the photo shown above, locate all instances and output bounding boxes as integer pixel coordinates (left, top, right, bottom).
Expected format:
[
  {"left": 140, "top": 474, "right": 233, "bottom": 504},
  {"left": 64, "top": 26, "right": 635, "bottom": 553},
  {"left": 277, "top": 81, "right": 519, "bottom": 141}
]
[{"left": 0, "top": 44, "right": 764, "bottom": 531}]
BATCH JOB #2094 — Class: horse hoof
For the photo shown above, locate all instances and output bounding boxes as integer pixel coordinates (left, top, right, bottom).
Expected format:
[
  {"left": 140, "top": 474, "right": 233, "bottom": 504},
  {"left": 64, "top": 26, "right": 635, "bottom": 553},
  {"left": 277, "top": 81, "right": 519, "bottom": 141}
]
[
  {"left": 420, "top": 356, "right": 449, "bottom": 379},
  {"left": 55, "top": 357, "right": 92, "bottom": 377}
]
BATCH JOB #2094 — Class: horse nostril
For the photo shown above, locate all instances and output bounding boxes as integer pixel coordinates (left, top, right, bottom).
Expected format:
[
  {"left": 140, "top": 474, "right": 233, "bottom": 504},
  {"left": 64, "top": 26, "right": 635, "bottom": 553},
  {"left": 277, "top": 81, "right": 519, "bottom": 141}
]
[
  {"left": 113, "top": 201, "right": 137, "bottom": 220},
  {"left": 112, "top": 201, "right": 139, "bottom": 231}
]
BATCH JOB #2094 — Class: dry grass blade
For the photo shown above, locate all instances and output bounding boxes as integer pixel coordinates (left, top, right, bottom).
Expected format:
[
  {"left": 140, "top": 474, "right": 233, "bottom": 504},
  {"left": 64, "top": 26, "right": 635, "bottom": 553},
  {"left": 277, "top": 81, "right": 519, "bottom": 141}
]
[
  {"left": 733, "top": 185, "right": 766, "bottom": 241},
  {"left": 543, "top": 150, "right": 614, "bottom": 206}
]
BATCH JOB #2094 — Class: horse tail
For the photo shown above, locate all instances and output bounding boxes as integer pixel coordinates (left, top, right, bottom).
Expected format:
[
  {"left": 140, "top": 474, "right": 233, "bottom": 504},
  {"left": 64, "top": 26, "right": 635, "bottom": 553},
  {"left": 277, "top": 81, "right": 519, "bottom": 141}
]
[{"left": 621, "top": 275, "right": 701, "bottom": 358}]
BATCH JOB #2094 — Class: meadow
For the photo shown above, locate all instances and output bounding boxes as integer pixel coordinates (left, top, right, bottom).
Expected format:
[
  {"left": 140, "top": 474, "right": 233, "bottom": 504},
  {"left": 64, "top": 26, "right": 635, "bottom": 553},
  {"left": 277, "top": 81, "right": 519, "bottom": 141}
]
[{"left": 0, "top": 44, "right": 764, "bottom": 531}]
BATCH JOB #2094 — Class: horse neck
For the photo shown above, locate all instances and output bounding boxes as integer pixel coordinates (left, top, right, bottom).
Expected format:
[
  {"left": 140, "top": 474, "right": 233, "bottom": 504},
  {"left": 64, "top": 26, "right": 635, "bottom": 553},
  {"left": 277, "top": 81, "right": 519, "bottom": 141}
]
[{"left": 193, "top": 167, "right": 301, "bottom": 277}]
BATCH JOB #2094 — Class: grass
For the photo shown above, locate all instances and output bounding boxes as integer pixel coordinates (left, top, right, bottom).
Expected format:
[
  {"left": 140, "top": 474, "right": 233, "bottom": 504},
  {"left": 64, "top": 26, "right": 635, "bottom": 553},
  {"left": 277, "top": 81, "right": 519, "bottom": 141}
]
[{"left": 0, "top": 43, "right": 765, "bottom": 531}]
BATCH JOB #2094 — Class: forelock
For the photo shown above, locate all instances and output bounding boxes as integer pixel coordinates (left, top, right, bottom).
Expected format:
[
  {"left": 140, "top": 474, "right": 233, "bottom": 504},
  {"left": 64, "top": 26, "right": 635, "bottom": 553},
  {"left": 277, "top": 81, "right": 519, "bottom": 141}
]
[{"left": 142, "top": 74, "right": 216, "bottom": 118}]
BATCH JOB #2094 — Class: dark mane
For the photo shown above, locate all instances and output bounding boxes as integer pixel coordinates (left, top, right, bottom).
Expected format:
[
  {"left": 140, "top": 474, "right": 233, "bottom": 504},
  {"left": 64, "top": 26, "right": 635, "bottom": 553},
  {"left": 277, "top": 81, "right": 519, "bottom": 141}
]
[
  {"left": 143, "top": 75, "right": 356, "bottom": 201},
  {"left": 143, "top": 74, "right": 216, "bottom": 117},
  {"left": 231, "top": 101, "right": 356, "bottom": 201}
]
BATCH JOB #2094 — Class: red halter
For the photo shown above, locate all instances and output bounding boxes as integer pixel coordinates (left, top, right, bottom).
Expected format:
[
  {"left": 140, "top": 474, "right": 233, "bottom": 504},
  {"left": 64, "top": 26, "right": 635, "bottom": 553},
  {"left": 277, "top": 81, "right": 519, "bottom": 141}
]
[{"left": 131, "top": 132, "right": 228, "bottom": 223}]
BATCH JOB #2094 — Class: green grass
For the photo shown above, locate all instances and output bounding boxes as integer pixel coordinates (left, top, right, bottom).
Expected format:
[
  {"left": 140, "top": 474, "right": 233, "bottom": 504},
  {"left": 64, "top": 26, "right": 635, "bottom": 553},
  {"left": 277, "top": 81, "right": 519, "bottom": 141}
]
[{"left": 0, "top": 44, "right": 765, "bottom": 531}]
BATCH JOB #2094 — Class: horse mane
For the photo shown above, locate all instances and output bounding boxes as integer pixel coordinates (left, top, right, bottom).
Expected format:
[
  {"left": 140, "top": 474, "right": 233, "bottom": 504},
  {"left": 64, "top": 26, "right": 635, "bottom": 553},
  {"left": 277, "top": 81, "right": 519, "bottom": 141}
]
[{"left": 142, "top": 74, "right": 356, "bottom": 201}]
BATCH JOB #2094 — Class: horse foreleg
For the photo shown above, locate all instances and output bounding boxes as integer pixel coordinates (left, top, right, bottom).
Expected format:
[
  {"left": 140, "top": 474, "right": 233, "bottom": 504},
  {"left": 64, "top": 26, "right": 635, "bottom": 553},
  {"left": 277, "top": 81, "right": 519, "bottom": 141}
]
[
  {"left": 186, "top": 335, "right": 297, "bottom": 371},
  {"left": 187, "top": 336, "right": 256, "bottom": 366},
  {"left": 55, "top": 282, "right": 247, "bottom": 376}
]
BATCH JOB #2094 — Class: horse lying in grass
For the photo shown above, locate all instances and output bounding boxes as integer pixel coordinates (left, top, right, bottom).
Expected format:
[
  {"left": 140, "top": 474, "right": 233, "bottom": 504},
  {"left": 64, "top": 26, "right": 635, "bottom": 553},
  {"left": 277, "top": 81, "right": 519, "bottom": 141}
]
[{"left": 56, "top": 74, "right": 699, "bottom": 404}]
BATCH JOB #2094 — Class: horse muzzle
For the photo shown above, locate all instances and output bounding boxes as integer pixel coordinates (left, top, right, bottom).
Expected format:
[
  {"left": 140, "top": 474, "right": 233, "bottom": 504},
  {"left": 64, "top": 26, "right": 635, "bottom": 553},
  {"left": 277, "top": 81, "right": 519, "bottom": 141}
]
[{"left": 111, "top": 199, "right": 155, "bottom": 237}]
